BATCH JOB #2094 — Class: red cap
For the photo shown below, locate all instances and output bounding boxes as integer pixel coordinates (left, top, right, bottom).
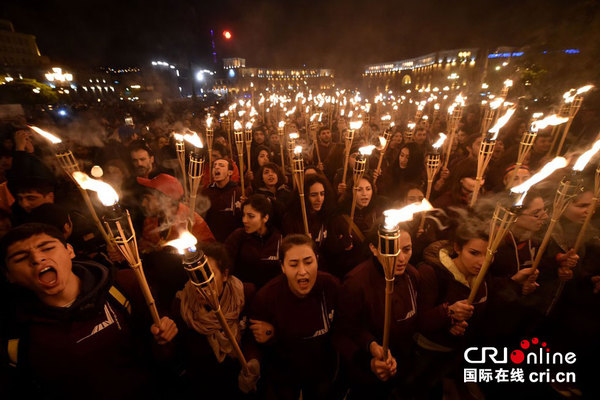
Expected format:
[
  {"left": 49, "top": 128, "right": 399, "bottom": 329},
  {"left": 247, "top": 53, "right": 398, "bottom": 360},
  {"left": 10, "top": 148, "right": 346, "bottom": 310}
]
[{"left": 137, "top": 174, "right": 183, "bottom": 201}]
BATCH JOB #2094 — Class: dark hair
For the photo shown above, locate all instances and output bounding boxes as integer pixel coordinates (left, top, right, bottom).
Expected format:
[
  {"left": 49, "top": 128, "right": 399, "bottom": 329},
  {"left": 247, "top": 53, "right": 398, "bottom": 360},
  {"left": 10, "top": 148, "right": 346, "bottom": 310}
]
[
  {"left": 242, "top": 194, "right": 273, "bottom": 220},
  {"left": 253, "top": 145, "right": 272, "bottom": 170},
  {"left": 451, "top": 211, "right": 489, "bottom": 250},
  {"left": 26, "top": 204, "right": 70, "bottom": 233},
  {"left": 279, "top": 234, "right": 317, "bottom": 263},
  {"left": 339, "top": 170, "right": 376, "bottom": 208},
  {"left": 396, "top": 183, "right": 425, "bottom": 205},
  {"left": 0, "top": 223, "right": 67, "bottom": 272},
  {"left": 14, "top": 180, "right": 54, "bottom": 196},
  {"left": 200, "top": 242, "right": 232, "bottom": 275},
  {"left": 519, "top": 189, "right": 543, "bottom": 211},
  {"left": 390, "top": 142, "right": 424, "bottom": 181},
  {"left": 211, "top": 141, "right": 230, "bottom": 158},
  {"left": 293, "top": 173, "right": 336, "bottom": 217},
  {"left": 129, "top": 139, "right": 154, "bottom": 157},
  {"left": 317, "top": 126, "right": 331, "bottom": 137},
  {"left": 254, "top": 162, "right": 285, "bottom": 189}
]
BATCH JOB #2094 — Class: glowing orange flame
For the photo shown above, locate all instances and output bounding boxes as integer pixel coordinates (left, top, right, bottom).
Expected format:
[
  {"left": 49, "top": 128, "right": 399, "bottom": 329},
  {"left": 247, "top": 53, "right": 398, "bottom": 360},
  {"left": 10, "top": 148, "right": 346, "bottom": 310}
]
[
  {"left": 383, "top": 199, "right": 433, "bottom": 230},
  {"left": 165, "top": 231, "right": 197, "bottom": 254},
  {"left": 574, "top": 139, "right": 600, "bottom": 171},
  {"left": 29, "top": 125, "right": 62, "bottom": 144},
  {"left": 72, "top": 171, "right": 119, "bottom": 206}
]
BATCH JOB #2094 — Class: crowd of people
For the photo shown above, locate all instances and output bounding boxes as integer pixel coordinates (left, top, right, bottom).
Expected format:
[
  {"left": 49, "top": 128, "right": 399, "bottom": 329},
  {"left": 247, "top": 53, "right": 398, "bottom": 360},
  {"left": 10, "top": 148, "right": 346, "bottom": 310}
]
[{"left": 0, "top": 90, "right": 599, "bottom": 400}]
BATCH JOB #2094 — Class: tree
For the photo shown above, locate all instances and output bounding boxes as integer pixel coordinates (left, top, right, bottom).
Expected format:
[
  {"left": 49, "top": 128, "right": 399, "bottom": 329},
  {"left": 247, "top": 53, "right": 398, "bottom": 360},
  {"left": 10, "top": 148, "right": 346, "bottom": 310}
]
[{"left": 0, "top": 79, "right": 58, "bottom": 105}]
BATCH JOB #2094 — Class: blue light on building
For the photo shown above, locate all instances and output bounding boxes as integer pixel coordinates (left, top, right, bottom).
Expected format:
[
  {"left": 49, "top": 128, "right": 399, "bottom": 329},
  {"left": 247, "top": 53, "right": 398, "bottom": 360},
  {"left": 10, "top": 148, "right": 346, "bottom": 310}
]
[{"left": 488, "top": 52, "right": 524, "bottom": 59}]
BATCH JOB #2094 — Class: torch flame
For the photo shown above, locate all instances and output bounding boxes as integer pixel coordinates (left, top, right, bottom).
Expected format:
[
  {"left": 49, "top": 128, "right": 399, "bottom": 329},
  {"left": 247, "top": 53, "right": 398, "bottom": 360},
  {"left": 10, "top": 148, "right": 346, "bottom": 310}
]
[
  {"left": 488, "top": 108, "right": 516, "bottom": 140},
  {"left": 29, "top": 126, "right": 62, "bottom": 144},
  {"left": 383, "top": 199, "right": 433, "bottom": 230},
  {"left": 577, "top": 85, "right": 593, "bottom": 95},
  {"left": 165, "top": 231, "right": 198, "bottom": 254},
  {"left": 381, "top": 114, "right": 391, "bottom": 121},
  {"left": 294, "top": 145, "right": 303, "bottom": 155},
  {"left": 310, "top": 113, "right": 318, "bottom": 122},
  {"left": 573, "top": 139, "right": 600, "bottom": 171},
  {"left": 359, "top": 145, "right": 376, "bottom": 156},
  {"left": 432, "top": 133, "right": 447, "bottom": 149},
  {"left": 379, "top": 136, "right": 387, "bottom": 148},
  {"left": 278, "top": 120, "right": 285, "bottom": 129},
  {"left": 289, "top": 132, "right": 299, "bottom": 140},
  {"left": 563, "top": 85, "right": 594, "bottom": 103},
  {"left": 350, "top": 120, "right": 363, "bottom": 130},
  {"left": 489, "top": 97, "right": 505, "bottom": 110},
  {"left": 206, "top": 116, "right": 212, "bottom": 128},
  {"left": 72, "top": 171, "right": 119, "bottom": 206},
  {"left": 407, "top": 122, "right": 416, "bottom": 130},
  {"left": 234, "top": 121, "right": 243, "bottom": 131},
  {"left": 183, "top": 131, "right": 203, "bottom": 148},
  {"left": 245, "top": 121, "right": 253, "bottom": 131},
  {"left": 530, "top": 114, "right": 569, "bottom": 132},
  {"left": 510, "top": 157, "right": 568, "bottom": 205},
  {"left": 434, "top": 103, "right": 440, "bottom": 110},
  {"left": 504, "top": 79, "right": 513, "bottom": 88},
  {"left": 173, "top": 133, "right": 184, "bottom": 142}
]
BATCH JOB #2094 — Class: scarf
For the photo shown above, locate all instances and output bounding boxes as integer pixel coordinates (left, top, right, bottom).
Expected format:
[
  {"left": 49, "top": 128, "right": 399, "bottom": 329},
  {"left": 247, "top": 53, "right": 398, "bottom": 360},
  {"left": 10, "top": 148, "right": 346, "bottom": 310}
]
[{"left": 176, "top": 276, "right": 245, "bottom": 362}]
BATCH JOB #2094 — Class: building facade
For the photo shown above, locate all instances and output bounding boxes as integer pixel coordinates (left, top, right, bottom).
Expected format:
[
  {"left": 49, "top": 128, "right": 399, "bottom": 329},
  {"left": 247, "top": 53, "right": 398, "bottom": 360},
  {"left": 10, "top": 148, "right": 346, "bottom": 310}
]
[
  {"left": 363, "top": 48, "right": 482, "bottom": 93},
  {"left": 0, "top": 19, "right": 50, "bottom": 81},
  {"left": 220, "top": 58, "right": 335, "bottom": 93}
]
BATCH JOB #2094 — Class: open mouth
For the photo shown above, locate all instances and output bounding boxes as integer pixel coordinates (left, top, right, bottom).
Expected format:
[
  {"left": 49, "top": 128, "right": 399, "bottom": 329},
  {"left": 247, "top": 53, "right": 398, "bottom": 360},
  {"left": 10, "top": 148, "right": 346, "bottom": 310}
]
[
  {"left": 297, "top": 278, "right": 310, "bottom": 290},
  {"left": 38, "top": 266, "right": 58, "bottom": 287}
]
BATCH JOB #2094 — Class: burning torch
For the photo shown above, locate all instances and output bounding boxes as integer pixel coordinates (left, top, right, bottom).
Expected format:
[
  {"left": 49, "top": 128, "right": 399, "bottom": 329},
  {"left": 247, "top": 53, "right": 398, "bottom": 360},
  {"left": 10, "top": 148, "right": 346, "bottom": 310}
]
[
  {"left": 234, "top": 121, "right": 246, "bottom": 197},
  {"left": 206, "top": 115, "right": 214, "bottom": 178},
  {"left": 184, "top": 131, "right": 204, "bottom": 222},
  {"left": 72, "top": 172, "right": 162, "bottom": 326},
  {"left": 466, "top": 158, "right": 569, "bottom": 303},
  {"left": 511, "top": 115, "right": 569, "bottom": 186},
  {"left": 292, "top": 145, "right": 310, "bottom": 237},
  {"left": 374, "top": 122, "right": 395, "bottom": 182},
  {"left": 245, "top": 121, "right": 253, "bottom": 174},
  {"left": 166, "top": 231, "right": 249, "bottom": 372},
  {"left": 553, "top": 85, "right": 593, "bottom": 156},
  {"left": 418, "top": 133, "right": 447, "bottom": 232},
  {"left": 29, "top": 126, "right": 111, "bottom": 245},
  {"left": 278, "top": 121, "right": 286, "bottom": 171},
  {"left": 379, "top": 200, "right": 432, "bottom": 357},
  {"left": 342, "top": 121, "right": 363, "bottom": 186},
  {"left": 471, "top": 107, "right": 516, "bottom": 206},
  {"left": 545, "top": 140, "right": 600, "bottom": 314}
]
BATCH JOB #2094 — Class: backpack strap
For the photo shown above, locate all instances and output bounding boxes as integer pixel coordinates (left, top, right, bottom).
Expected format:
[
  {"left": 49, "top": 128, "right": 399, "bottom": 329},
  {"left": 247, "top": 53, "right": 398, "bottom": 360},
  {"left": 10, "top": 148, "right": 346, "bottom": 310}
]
[
  {"left": 108, "top": 285, "right": 131, "bottom": 314},
  {"left": 7, "top": 338, "right": 19, "bottom": 367}
]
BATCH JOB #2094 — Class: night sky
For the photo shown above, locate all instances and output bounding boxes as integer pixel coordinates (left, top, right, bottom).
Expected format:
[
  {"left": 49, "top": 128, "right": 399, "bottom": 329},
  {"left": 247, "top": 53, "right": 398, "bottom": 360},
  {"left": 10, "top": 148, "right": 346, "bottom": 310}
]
[{"left": 3, "top": 0, "right": 599, "bottom": 80}]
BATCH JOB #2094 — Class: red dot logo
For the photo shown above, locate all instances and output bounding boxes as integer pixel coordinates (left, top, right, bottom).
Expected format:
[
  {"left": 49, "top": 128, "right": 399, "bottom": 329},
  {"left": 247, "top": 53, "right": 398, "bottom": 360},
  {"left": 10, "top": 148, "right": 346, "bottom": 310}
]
[
  {"left": 511, "top": 350, "right": 525, "bottom": 364},
  {"left": 521, "top": 340, "right": 530, "bottom": 349},
  {"left": 532, "top": 337, "right": 539, "bottom": 344}
]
